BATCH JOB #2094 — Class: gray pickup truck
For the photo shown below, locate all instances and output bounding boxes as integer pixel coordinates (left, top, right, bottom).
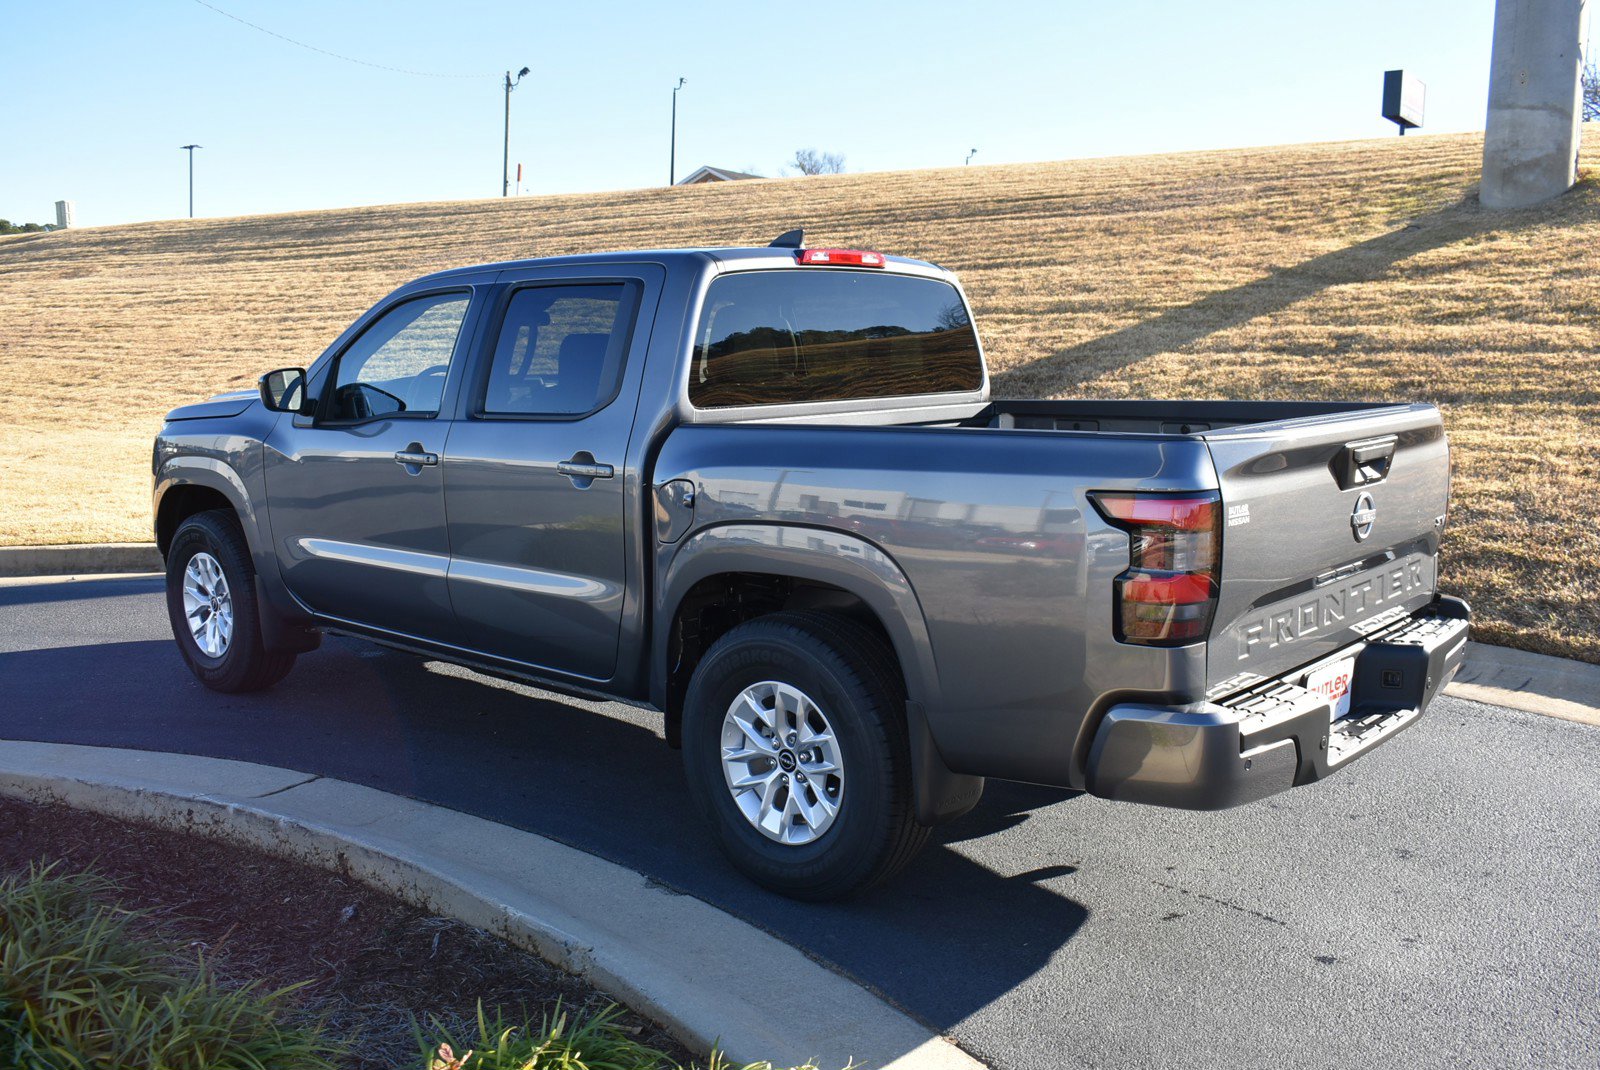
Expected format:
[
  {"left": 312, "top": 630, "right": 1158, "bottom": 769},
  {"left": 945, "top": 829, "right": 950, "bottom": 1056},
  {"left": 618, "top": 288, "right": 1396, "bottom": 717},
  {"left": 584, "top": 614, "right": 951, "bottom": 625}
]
[{"left": 153, "top": 234, "right": 1470, "bottom": 899}]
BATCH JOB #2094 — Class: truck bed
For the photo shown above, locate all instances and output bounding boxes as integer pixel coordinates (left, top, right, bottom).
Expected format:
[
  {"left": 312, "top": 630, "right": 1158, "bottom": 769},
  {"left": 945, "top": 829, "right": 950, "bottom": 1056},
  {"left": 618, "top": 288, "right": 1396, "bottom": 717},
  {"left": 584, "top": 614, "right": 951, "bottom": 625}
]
[
  {"left": 661, "top": 394, "right": 1450, "bottom": 787},
  {"left": 961, "top": 399, "right": 1452, "bottom": 692},
  {"left": 973, "top": 398, "right": 1408, "bottom": 437}
]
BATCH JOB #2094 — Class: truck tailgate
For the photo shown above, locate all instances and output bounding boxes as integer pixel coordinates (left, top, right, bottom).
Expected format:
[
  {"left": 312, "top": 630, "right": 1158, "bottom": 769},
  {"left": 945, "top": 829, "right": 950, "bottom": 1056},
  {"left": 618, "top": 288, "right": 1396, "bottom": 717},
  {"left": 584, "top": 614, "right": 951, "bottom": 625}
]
[{"left": 1202, "top": 403, "right": 1450, "bottom": 693}]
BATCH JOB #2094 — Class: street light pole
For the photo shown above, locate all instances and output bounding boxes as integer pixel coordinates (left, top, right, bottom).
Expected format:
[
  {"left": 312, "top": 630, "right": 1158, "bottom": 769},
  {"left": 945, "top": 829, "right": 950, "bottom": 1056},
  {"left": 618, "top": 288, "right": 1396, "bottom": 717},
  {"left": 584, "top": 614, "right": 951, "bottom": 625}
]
[
  {"left": 503, "top": 66, "right": 529, "bottom": 197},
  {"left": 669, "top": 77, "right": 686, "bottom": 186},
  {"left": 180, "top": 145, "right": 202, "bottom": 218}
]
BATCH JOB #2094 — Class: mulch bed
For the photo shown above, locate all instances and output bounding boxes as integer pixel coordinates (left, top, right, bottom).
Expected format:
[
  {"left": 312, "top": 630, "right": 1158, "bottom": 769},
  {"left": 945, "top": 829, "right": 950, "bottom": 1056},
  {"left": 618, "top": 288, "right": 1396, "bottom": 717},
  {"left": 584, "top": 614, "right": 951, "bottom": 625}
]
[{"left": 0, "top": 796, "right": 692, "bottom": 1070}]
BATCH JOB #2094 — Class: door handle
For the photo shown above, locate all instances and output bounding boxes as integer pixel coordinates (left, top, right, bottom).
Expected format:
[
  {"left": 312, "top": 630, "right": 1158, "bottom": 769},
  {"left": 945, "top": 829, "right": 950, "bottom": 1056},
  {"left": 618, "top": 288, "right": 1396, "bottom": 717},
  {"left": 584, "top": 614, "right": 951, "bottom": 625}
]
[
  {"left": 557, "top": 458, "right": 615, "bottom": 480},
  {"left": 394, "top": 447, "right": 438, "bottom": 467}
]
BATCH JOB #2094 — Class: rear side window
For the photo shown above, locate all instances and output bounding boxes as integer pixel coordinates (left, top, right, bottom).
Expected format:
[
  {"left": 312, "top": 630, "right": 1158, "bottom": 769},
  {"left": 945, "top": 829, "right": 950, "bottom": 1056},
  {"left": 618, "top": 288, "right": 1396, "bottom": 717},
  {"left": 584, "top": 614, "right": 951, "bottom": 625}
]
[
  {"left": 690, "top": 270, "right": 983, "bottom": 408},
  {"left": 481, "top": 283, "right": 637, "bottom": 416}
]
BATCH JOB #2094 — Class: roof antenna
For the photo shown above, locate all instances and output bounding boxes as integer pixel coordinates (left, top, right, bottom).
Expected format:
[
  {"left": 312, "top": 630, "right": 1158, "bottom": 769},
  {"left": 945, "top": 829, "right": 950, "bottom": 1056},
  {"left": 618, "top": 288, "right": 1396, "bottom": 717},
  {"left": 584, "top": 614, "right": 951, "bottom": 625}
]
[{"left": 768, "top": 228, "right": 804, "bottom": 248}]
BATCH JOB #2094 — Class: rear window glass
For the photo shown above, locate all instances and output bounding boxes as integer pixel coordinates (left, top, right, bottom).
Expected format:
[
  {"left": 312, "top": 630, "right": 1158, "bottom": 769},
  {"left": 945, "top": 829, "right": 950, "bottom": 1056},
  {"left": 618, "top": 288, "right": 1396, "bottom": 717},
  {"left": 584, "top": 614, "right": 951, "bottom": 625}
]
[{"left": 690, "top": 270, "right": 983, "bottom": 408}]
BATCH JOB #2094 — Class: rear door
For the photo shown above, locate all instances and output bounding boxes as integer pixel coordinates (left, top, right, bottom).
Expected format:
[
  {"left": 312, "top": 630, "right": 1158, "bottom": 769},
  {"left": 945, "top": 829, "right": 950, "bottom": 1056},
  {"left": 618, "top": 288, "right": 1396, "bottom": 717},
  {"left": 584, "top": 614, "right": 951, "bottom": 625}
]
[
  {"left": 442, "top": 263, "right": 663, "bottom": 681},
  {"left": 1202, "top": 404, "right": 1450, "bottom": 692}
]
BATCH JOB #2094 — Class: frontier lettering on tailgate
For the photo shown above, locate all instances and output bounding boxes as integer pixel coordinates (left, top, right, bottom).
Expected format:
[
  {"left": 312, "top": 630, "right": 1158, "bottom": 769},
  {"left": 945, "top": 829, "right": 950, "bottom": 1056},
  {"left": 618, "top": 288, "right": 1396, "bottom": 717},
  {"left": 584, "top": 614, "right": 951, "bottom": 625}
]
[{"left": 1235, "top": 555, "right": 1432, "bottom": 661}]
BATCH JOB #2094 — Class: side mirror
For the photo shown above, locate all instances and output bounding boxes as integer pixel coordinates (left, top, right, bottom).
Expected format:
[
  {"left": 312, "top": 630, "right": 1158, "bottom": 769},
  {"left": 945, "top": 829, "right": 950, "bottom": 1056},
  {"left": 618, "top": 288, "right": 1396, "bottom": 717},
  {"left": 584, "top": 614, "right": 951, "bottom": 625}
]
[{"left": 258, "top": 367, "right": 309, "bottom": 414}]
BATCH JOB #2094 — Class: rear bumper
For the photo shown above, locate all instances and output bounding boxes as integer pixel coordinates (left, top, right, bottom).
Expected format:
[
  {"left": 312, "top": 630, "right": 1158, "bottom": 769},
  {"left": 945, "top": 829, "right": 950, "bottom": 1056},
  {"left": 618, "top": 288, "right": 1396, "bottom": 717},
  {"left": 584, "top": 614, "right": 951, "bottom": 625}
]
[{"left": 1084, "top": 596, "right": 1470, "bottom": 810}]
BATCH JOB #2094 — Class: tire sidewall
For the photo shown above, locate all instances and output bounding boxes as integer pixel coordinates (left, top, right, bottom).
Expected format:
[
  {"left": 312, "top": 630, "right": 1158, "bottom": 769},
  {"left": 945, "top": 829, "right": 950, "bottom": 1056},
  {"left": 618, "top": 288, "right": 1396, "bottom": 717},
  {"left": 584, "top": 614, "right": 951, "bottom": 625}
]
[{"left": 683, "top": 623, "right": 896, "bottom": 892}]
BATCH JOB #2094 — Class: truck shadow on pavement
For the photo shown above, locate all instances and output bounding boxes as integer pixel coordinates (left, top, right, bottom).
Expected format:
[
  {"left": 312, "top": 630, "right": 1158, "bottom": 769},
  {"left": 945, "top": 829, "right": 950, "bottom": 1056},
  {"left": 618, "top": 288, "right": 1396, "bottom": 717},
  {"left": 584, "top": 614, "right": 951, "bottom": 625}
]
[
  {"left": 0, "top": 610, "right": 1089, "bottom": 1035},
  {"left": 0, "top": 575, "right": 167, "bottom": 608}
]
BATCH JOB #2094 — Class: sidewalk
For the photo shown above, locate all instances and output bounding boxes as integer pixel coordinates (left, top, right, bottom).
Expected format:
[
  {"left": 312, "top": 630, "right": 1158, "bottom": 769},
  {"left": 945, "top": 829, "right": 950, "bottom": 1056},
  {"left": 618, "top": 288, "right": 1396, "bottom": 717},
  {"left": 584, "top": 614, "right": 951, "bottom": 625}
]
[{"left": 1445, "top": 641, "right": 1599, "bottom": 727}]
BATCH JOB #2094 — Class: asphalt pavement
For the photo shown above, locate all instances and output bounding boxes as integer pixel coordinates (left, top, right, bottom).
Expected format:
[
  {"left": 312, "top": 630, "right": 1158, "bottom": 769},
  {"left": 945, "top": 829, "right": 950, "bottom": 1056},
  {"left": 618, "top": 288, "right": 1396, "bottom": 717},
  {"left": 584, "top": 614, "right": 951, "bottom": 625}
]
[{"left": 2, "top": 574, "right": 1596, "bottom": 1070}]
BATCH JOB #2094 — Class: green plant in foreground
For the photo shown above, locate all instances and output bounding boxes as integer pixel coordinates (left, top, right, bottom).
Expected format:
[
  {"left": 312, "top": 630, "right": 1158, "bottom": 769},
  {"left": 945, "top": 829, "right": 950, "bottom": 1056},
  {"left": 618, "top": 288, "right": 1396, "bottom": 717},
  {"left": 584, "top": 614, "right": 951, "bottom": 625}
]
[
  {"left": 0, "top": 864, "right": 341, "bottom": 1070},
  {"left": 420, "top": 1002, "right": 832, "bottom": 1070},
  {"left": 423, "top": 1003, "right": 674, "bottom": 1070}
]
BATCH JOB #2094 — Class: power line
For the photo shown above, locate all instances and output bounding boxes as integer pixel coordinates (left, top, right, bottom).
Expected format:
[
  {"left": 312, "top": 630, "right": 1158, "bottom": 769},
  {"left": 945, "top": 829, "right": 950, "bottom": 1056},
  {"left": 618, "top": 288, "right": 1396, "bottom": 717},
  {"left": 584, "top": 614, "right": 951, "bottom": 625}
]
[{"left": 189, "top": 0, "right": 495, "bottom": 79}]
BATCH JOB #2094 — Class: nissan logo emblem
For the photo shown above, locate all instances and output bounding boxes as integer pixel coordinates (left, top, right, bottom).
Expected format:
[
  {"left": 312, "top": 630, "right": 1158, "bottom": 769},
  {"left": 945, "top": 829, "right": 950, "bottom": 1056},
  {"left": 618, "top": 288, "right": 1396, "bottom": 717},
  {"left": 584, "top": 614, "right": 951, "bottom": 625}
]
[{"left": 1351, "top": 492, "right": 1377, "bottom": 541}]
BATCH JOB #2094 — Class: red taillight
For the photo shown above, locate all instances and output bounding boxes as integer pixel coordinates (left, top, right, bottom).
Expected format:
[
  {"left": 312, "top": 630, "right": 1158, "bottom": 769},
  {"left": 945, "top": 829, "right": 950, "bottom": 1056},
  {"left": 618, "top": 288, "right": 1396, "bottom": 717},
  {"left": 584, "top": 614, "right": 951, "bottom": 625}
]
[
  {"left": 1119, "top": 571, "right": 1215, "bottom": 605},
  {"left": 1092, "top": 494, "right": 1216, "bottom": 532},
  {"left": 1091, "top": 491, "right": 1222, "bottom": 646},
  {"left": 797, "top": 248, "right": 886, "bottom": 267}
]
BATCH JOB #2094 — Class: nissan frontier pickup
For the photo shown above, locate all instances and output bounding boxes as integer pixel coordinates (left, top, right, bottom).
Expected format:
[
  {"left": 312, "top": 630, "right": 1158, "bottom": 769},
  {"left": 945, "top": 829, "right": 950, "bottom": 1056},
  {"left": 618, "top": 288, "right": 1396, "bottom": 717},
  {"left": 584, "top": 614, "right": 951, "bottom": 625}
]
[{"left": 153, "top": 234, "right": 1470, "bottom": 899}]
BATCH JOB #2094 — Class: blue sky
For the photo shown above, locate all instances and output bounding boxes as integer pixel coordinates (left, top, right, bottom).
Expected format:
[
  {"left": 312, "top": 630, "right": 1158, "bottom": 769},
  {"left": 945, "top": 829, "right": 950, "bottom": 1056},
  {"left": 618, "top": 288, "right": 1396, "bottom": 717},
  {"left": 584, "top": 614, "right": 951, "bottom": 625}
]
[{"left": 1, "top": 0, "right": 1529, "bottom": 227}]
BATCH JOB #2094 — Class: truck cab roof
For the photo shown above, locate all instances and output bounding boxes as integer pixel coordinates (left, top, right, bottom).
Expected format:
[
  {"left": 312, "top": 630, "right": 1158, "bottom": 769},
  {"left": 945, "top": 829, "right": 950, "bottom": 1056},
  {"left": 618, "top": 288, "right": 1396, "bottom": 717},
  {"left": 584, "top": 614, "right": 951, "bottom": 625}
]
[{"left": 408, "top": 245, "right": 949, "bottom": 287}]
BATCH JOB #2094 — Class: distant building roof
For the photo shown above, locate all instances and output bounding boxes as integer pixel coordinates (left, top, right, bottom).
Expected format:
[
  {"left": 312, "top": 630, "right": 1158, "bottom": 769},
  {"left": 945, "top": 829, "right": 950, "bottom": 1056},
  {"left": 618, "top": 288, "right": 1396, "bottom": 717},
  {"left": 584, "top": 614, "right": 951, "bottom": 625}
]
[{"left": 675, "top": 165, "right": 763, "bottom": 186}]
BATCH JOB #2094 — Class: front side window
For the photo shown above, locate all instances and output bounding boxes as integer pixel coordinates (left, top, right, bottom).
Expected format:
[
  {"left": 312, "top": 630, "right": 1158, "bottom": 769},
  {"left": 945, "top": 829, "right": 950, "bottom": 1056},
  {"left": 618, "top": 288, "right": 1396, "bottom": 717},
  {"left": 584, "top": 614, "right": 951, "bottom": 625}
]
[
  {"left": 690, "top": 270, "right": 983, "bottom": 408},
  {"left": 326, "top": 292, "right": 470, "bottom": 422},
  {"left": 481, "top": 283, "right": 636, "bottom": 416}
]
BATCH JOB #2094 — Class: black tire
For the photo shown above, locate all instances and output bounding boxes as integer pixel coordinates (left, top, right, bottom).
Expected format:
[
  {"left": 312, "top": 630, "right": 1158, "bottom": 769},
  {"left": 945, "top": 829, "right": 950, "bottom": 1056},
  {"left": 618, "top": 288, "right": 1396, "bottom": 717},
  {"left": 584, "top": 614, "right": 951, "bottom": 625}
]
[
  {"left": 682, "top": 610, "right": 929, "bottom": 901},
  {"left": 164, "top": 509, "right": 297, "bottom": 693}
]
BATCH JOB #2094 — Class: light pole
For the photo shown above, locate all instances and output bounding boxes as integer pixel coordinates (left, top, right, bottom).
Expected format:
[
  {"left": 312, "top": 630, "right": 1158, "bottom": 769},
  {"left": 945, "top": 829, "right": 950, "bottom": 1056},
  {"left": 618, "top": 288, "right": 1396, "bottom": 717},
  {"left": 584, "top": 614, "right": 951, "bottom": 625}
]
[
  {"left": 503, "top": 66, "right": 529, "bottom": 197},
  {"left": 669, "top": 77, "right": 686, "bottom": 186},
  {"left": 965, "top": 147, "right": 977, "bottom": 165},
  {"left": 180, "top": 144, "right": 202, "bottom": 218}
]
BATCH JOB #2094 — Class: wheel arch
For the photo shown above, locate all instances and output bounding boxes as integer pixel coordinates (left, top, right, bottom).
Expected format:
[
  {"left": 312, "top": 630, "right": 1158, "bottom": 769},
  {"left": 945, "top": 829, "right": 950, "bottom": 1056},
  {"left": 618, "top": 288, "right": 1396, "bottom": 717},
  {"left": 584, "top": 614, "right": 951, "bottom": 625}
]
[
  {"left": 154, "top": 459, "right": 257, "bottom": 560},
  {"left": 654, "top": 523, "right": 981, "bottom": 826},
  {"left": 154, "top": 457, "right": 317, "bottom": 654}
]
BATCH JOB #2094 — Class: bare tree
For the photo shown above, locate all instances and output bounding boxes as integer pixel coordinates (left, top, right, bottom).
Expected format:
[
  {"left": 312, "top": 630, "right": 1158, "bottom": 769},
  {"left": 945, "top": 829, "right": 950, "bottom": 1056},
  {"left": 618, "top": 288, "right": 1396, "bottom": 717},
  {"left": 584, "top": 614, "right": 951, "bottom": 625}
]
[
  {"left": 1585, "top": 60, "right": 1600, "bottom": 123},
  {"left": 790, "top": 148, "right": 846, "bottom": 175},
  {"left": 936, "top": 301, "right": 971, "bottom": 331}
]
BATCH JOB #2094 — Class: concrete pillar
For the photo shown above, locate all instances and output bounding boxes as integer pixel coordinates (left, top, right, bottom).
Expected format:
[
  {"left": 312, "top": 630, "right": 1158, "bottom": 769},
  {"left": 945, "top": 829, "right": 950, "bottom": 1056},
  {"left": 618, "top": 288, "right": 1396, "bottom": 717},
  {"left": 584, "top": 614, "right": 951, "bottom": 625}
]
[{"left": 1481, "top": 0, "right": 1590, "bottom": 208}]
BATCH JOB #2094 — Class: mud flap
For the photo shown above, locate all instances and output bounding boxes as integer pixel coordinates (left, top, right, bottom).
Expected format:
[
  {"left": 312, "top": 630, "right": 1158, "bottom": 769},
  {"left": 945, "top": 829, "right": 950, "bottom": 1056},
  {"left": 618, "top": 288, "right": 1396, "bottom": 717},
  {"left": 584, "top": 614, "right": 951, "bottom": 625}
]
[
  {"left": 255, "top": 576, "right": 322, "bottom": 654},
  {"left": 906, "top": 700, "right": 985, "bottom": 826}
]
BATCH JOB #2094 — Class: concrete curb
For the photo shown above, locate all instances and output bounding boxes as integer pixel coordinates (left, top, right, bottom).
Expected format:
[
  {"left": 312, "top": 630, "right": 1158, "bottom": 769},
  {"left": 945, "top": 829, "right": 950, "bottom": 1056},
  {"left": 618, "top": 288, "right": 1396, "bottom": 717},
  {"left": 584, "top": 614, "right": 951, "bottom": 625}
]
[
  {"left": 0, "top": 741, "right": 981, "bottom": 1070},
  {"left": 1444, "top": 641, "right": 1600, "bottom": 727},
  {"left": 0, "top": 543, "right": 162, "bottom": 578}
]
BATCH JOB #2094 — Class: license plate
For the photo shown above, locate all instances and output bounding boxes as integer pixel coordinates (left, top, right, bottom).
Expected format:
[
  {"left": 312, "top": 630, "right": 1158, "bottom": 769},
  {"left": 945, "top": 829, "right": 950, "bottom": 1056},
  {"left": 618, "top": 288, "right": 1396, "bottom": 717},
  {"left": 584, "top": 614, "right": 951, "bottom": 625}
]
[{"left": 1304, "top": 657, "right": 1356, "bottom": 718}]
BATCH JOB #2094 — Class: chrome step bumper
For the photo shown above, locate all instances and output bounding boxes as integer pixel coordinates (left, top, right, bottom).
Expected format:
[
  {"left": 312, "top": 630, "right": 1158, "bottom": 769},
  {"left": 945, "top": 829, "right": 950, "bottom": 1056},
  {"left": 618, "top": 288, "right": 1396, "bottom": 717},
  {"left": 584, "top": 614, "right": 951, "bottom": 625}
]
[{"left": 1084, "top": 596, "right": 1471, "bottom": 810}]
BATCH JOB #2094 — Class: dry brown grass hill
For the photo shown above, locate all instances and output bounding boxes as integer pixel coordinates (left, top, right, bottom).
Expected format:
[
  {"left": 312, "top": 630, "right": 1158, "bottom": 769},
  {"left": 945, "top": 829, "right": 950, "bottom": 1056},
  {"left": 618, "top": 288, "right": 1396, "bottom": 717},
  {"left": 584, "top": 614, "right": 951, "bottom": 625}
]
[{"left": 2, "top": 129, "right": 1596, "bottom": 662}]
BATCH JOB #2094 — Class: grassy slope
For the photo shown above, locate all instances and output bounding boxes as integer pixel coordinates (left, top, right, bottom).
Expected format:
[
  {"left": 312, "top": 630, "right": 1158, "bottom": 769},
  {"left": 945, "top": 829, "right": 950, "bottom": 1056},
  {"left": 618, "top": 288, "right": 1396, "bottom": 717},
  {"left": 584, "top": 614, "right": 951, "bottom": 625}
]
[{"left": 1, "top": 130, "right": 1596, "bottom": 661}]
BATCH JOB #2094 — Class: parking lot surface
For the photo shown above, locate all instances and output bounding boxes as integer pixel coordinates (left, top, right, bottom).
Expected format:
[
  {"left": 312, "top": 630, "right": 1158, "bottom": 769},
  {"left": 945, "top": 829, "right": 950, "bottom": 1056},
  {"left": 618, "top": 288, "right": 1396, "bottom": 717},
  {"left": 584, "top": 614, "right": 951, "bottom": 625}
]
[{"left": 2, "top": 575, "right": 1595, "bottom": 1070}]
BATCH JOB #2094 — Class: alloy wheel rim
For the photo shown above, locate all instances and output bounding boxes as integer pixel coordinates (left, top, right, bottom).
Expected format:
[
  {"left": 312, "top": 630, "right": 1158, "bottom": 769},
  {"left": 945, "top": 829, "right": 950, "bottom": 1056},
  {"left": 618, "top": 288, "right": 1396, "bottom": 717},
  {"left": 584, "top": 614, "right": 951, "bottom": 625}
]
[
  {"left": 182, "top": 552, "right": 234, "bottom": 658},
  {"left": 719, "top": 680, "right": 845, "bottom": 845}
]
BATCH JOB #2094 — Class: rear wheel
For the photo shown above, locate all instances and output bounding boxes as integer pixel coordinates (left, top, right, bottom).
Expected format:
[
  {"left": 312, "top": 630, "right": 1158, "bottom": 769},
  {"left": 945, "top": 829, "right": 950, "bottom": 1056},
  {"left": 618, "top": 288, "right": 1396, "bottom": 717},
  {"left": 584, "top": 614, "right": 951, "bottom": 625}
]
[
  {"left": 165, "top": 510, "right": 296, "bottom": 692},
  {"left": 682, "top": 611, "right": 928, "bottom": 900}
]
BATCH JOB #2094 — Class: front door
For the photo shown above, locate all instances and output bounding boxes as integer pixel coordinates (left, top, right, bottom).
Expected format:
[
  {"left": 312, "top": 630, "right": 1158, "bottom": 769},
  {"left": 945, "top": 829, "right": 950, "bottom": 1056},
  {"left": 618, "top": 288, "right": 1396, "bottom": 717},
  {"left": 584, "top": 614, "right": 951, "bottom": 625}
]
[
  {"left": 444, "top": 266, "right": 662, "bottom": 681},
  {"left": 263, "top": 287, "right": 478, "bottom": 643}
]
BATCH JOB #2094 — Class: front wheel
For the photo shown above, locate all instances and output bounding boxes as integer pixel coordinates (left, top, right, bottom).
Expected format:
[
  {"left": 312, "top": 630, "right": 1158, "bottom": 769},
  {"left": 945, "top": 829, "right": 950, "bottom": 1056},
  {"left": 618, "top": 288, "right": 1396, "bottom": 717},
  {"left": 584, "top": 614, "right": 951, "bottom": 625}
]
[
  {"left": 165, "top": 510, "right": 296, "bottom": 693},
  {"left": 681, "top": 611, "right": 928, "bottom": 900}
]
